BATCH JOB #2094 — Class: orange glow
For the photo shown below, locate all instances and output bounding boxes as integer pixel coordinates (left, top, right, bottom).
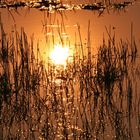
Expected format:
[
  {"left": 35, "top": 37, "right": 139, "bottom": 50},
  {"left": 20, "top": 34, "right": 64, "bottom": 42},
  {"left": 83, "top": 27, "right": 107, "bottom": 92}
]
[{"left": 50, "top": 44, "right": 70, "bottom": 66}]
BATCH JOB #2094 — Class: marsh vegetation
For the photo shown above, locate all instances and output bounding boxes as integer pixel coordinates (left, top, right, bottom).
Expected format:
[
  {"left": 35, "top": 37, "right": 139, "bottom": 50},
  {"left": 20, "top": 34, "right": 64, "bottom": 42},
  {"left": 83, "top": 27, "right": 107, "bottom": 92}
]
[{"left": 0, "top": 0, "right": 140, "bottom": 140}]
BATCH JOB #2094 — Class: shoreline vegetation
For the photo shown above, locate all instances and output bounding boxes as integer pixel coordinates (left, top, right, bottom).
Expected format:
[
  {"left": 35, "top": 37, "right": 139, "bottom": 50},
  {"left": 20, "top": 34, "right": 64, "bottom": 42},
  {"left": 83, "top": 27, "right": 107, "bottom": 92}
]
[
  {"left": 0, "top": 0, "right": 134, "bottom": 14},
  {"left": 0, "top": 0, "right": 140, "bottom": 139}
]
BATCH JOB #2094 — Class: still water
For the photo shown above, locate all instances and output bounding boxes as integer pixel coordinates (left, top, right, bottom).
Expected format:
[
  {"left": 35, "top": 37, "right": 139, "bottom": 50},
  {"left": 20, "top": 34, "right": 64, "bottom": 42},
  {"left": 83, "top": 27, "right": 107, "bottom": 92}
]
[{"left": 0, "top": 0, "right": 140, "bottom": 139}]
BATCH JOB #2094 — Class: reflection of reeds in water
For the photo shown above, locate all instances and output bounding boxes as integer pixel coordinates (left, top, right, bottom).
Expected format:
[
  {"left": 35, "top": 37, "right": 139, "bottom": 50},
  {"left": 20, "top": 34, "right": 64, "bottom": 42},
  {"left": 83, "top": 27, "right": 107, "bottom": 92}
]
[{"left": 0, "top": 18, "right": 139, "bottom": 139}]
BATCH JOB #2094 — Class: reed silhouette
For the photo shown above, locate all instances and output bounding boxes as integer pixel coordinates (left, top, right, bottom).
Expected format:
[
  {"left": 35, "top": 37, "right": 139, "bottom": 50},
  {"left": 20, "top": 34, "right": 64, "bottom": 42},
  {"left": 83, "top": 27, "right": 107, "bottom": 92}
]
[{"left": 0, "top": 4, "right": 140, "bottom": 140}]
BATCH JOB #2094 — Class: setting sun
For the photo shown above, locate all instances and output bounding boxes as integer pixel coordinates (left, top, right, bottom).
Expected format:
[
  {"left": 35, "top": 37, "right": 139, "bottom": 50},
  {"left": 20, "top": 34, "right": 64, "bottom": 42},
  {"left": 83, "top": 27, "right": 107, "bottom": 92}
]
[{"left": 50, "top": 44, "right": 70, "bottom": 65}]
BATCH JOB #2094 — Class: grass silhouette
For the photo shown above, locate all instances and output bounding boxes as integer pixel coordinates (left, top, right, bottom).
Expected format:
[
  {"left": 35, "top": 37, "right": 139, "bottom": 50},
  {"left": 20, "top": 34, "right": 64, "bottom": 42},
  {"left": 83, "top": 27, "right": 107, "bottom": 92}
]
[{"left": 0, "top": 13, "right": 139, "bottom": 140}]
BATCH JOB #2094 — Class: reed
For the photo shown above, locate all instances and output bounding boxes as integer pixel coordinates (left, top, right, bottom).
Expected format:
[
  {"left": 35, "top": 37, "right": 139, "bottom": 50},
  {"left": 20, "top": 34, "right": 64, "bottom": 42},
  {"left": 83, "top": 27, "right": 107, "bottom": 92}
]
[{"left": 0, "top": 15, "right": 139, "bottom": 140}]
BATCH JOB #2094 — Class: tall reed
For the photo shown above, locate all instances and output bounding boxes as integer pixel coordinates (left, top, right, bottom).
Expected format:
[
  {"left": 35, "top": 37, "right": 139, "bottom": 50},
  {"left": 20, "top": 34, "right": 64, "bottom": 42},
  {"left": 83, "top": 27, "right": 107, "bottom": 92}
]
[{"left": 0, "top": 15, "right": 139, "bottom": 140}]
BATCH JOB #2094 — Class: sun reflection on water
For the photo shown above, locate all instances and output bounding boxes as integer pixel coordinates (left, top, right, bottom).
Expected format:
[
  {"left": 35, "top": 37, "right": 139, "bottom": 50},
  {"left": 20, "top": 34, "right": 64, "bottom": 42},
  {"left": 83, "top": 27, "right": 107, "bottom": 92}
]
[{"left": 50, "top": 44, "right": 71, "bottom": 66}]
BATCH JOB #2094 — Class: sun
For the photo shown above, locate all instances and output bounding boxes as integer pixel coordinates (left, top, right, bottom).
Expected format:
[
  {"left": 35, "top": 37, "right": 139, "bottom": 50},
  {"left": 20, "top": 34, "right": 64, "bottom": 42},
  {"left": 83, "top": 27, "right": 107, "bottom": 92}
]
[{"left": 50, "top": 44, "right": 70, "bottom": 66}]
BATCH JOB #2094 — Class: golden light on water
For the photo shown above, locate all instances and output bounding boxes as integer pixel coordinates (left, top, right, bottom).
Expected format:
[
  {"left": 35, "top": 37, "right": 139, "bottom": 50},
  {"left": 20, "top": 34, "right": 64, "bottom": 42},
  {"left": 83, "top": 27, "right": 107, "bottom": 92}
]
[{"left": 50, "top": 44, "right": 70, "bottom": 66}]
